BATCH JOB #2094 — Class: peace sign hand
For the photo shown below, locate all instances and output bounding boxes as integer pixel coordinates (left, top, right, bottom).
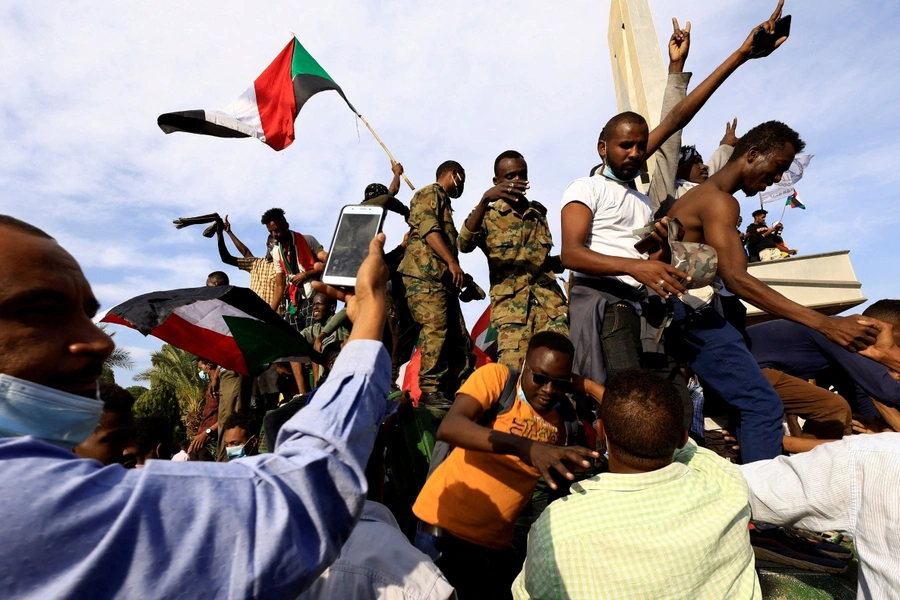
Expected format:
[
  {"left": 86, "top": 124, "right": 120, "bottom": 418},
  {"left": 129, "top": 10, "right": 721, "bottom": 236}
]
[
  {"left": 668, "top": 17, "right": 691, "bottom": 71},
  {"left": 720, "top": 118, "right": 740, "bottom": 147}
]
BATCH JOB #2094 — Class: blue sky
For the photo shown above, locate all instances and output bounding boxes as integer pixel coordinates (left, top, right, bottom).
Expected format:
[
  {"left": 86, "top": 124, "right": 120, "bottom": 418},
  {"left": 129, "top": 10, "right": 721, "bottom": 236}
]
[{"left": 2, "top": 1, "right": 898, "bottom": 386}]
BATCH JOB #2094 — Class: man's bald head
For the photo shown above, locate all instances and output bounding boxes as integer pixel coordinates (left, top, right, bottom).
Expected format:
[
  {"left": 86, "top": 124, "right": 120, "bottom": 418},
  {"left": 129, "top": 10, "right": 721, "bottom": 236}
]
[
  {"left": 0, "top": 216, "right": 114, "bottom": 396},
  {"left": 0, "top": 215, "right": 54, "bottom": 240}
]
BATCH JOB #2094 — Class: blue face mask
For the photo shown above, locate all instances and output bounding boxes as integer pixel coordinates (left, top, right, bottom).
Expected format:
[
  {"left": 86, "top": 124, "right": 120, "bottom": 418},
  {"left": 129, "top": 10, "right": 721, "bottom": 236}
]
[
  {"left": 601, "top": 164, "right": 641, "bottom": 183},
  {"left": 0, "top": 374, "right": 103, "bottom": 449},
  {"left": 226, "top": 444, "right": 246, "bottom": 460},
  {"left": 517, "top": 374, "right": 561, "bottom": 412}
]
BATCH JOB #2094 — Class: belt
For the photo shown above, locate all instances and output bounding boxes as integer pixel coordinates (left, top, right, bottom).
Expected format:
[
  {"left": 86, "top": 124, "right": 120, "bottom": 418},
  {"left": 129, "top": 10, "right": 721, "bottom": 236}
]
[
  {"left": 571, "top": 276, "right": 646, "bottom": 302},
  {"left": 420, "top": 523, "right": 446, "bottom": 537}
]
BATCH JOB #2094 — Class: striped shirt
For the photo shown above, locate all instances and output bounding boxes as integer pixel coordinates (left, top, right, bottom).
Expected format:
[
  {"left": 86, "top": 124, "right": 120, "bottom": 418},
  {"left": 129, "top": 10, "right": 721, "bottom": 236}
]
[
  {"left": 513, "top": 442, "right": 760, "bottom": 599},
  {"left": 740, "top": 433, "right": 900, "bottom": 600},
  {"left": 236, "top": 257, "right": 280, "bottom": 314}
]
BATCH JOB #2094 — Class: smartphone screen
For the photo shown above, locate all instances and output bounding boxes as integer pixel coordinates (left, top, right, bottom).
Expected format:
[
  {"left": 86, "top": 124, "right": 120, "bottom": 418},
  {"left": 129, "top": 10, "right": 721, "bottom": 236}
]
[{"left": 322, "top": 206, "right": 386, "bottom": 287}]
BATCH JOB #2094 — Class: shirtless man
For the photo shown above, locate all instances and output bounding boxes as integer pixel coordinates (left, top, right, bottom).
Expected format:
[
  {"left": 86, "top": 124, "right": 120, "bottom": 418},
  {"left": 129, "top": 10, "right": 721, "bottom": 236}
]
[{"left": 665, "top": 120, "right": 878, "bottom": 461}]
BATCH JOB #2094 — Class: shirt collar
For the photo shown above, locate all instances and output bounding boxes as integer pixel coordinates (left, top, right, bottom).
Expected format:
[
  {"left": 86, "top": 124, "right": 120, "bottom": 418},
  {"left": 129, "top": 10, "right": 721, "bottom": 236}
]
[
  {"left": 571, "top": 440, "right": 697, "bottom": 494},
  {"left": 571, "top": 459, "right": 690, "bottom": 493}
]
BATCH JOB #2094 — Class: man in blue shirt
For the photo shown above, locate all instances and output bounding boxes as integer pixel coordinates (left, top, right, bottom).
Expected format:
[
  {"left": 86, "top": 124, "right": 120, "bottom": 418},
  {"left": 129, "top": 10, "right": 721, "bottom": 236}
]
[
  {"left": 748, "top": 300, "right": 900, "bottom": 435},
  {"left": 0, "top": 214, "right": 395, "bottom": 598}
]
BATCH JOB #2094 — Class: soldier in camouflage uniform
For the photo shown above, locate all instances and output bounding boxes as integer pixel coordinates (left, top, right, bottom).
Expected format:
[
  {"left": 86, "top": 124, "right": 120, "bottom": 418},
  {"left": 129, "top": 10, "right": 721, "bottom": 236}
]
[
  {"left": 397, "top": 160, "right": 475, "bottom": 406},
  {"left": 459, "top": 151, "right": 567, "bottom": 368}
]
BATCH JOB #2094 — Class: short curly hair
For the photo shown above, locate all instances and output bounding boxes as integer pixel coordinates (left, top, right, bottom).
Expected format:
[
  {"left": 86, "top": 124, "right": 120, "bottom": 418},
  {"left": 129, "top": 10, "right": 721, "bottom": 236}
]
[
  {"left": 260, "top": 207, "right": 287, "bottom": 225},
  {"left": 730, "top": 120, "right": 806, "bottom": 162}
]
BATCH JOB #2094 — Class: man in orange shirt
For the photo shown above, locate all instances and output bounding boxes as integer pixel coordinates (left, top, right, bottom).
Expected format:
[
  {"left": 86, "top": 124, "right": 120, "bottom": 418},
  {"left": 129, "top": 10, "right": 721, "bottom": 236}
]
[{"left": 412, "top": 331, "right": 601, "bottom": 599}]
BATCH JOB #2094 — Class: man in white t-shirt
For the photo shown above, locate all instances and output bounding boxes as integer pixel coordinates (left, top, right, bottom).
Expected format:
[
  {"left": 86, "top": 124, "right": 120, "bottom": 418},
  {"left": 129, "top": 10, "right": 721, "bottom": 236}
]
[{"left": 560, "top": 4, "right": 791, "bottom": 391}]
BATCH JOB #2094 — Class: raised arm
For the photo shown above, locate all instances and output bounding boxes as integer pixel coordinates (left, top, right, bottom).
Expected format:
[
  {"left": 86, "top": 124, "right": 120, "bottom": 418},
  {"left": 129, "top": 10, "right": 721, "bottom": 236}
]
[
  {"left": 702, "top": 195, "right": 878, "bottom": 352},
  {"left": 388, "top": 162, "right": 403, "bottom": 197},
  {"left": 216, "top": 221, "right": 239, "bottom": 268},
  {"left": 6, "top": 236, "right": 396, "bottom": 599},
  {"left": 649, "top": 18, "right": 693, "bottom": 213},
  {"left": 223, "top": 215, "right": 253, "bottom": 258},
  {"left": 647, "top": 0, "right": 789, "bottom": 156}
]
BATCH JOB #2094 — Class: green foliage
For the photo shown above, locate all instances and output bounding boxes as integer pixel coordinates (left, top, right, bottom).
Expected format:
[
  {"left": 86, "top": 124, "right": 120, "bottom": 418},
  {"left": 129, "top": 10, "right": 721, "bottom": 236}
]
[
  {"left": 99, "top": 325, "right": 135, "bottom": 384},
  {"left": 126, "top": 385, "right": 148, "bottom": 401},
  {"left": 134, "top": 344, "right": 208, "bottom": 439}
]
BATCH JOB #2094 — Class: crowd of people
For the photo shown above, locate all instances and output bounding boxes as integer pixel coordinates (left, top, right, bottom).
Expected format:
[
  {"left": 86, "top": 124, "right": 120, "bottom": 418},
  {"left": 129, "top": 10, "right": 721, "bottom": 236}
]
[{"left": 2, "top": 2, "right": 900, "bottom": 599}]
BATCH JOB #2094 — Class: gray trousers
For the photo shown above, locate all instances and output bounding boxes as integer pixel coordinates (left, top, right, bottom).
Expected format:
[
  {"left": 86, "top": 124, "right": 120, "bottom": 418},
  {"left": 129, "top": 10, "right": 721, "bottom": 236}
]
[{"left": 569, "top": 281, "right": 693, "bottom": 430}]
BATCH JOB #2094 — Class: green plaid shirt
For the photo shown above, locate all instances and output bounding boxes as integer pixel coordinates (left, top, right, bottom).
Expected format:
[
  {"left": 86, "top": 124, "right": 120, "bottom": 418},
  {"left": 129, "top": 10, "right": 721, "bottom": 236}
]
[{"left": 512, "top": 443, "right": 761, "bottom": 599}]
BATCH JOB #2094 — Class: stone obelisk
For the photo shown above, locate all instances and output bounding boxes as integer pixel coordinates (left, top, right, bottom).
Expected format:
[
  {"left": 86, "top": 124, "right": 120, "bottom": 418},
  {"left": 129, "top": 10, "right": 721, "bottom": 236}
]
[{"left": 608, "top": 0, "right": 667, "bottom": 192}]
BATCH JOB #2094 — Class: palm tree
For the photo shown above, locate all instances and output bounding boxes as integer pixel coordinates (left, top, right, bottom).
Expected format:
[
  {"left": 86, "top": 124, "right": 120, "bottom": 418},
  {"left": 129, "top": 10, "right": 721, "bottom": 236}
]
[
  {"left": 134, "top": 344, "right": 208, "bottom": 439},
  {"left": 99, "top": 325, "right": 135, "bottom": 384}
]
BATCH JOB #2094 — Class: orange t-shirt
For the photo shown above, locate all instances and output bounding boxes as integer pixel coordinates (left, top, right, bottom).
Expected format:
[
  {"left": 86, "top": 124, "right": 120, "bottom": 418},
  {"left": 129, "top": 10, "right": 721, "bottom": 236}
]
[{"left": 412, "top": 363, "right": 565, "bottom": 549}]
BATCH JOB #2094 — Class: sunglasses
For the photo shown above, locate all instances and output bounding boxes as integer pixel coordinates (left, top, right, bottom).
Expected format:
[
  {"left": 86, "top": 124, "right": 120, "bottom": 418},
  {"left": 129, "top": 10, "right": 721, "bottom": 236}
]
[{"left": 526, "top": 364, "right": 573, "bottom": 394}]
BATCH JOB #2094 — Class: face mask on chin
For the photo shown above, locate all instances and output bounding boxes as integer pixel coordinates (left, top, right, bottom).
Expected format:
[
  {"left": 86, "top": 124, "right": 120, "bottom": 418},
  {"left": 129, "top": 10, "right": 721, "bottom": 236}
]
[
  {"left": 601, "top": 164, "right": 641, "bottom": 184},
  {"left": 0, "top": 374, "right": 103, "bottom": 449}
]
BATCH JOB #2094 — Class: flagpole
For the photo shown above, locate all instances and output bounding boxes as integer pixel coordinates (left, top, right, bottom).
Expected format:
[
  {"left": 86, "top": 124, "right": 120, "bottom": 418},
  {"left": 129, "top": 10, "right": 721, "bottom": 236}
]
[
  {"left": 356, "top": 113, "right": 415, "bottom": 190},
  {"left": 779, "top": 199, "right": 788, "bottom": 223}
]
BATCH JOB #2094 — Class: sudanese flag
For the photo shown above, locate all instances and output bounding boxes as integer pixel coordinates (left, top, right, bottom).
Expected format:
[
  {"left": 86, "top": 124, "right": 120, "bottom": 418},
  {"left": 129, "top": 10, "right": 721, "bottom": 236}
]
[
  {"left": 158, "top": 37, "right": 355, "bottom": 151},
  {"left": 102, "top": 286, "right": 314, "bottom": 376}
]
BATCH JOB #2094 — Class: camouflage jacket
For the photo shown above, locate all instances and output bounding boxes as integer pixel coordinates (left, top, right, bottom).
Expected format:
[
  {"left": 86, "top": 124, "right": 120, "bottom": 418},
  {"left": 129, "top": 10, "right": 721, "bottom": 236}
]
[
  {"left": 458, "top": 199, "right": 566, "bottom": 326},
  {"left": 398, "top": 183, "right": 459, "bottom": 287}
]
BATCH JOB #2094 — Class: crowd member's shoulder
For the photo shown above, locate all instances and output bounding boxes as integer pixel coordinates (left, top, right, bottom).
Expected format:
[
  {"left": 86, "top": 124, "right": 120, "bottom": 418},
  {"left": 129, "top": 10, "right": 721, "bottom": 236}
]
[
  {"left": 412, "top": 183, "right": 443, "bottom": 201},
  {"left": 457, "top": 362, "right": 512, "bottom": 408},
  {"left": 681, "top": 441, "right": 748, "bottom": 490},
  {"left": 529, "top": 200, "right": 549, "bottom": 217},
  {"left": 561, "top": 174, "right": 609, "bottom": 209}
]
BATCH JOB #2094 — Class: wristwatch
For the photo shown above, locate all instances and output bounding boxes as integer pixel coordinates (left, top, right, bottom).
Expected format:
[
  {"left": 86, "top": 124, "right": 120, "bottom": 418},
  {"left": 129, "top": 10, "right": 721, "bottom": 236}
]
[{"left": 205, "top": 428, "right": 212, "bottom": 435}]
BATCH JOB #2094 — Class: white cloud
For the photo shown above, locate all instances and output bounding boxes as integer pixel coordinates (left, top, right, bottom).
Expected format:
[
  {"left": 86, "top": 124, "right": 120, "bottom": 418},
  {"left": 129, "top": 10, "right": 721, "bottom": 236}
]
[{"left": 3, "top": 0, "right": 899, "bottom": 384}]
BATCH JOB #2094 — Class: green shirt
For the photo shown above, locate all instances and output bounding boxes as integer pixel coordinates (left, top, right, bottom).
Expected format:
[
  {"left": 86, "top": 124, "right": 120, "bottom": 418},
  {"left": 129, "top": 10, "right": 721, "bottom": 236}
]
[
  {"left": 458, "top": 199, "right": 566, "bottom": 326},
  {"left": 398, "top": 183, "right": 459, "bottom": 287},
  {"left": 513, "top": 443, "right": 761, "bottom": 599}
]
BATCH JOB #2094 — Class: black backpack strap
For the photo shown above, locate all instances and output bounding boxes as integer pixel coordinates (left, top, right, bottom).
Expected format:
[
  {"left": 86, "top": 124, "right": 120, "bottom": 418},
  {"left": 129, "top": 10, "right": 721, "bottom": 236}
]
[
  {"left": 478, "top": 366, "right": 519, "bottom": 426},
  {"left": 556, "top": 396, "right": 587, "bottom": 447}
]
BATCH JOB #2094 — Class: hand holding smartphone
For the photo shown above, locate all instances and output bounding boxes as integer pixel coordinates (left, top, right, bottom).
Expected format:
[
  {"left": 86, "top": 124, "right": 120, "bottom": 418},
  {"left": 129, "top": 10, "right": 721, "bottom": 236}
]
[
  {"left": 750, "top": 14, "right": 791, "bottom": 58},
  {"left": 321, "top": 205, "right": 387, "bottom": 289}
]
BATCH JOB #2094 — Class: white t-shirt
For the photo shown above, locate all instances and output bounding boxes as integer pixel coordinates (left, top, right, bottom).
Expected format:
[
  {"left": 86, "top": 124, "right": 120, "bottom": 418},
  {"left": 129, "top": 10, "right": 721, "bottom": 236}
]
[{"left": 561, "top": 174, "right": 653, "bottom": 289}]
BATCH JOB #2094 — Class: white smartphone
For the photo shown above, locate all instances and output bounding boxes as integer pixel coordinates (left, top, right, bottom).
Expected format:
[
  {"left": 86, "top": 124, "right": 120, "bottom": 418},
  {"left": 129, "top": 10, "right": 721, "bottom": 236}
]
[{"left": 321, "top": 204, "right": 387, "bottom": 288}]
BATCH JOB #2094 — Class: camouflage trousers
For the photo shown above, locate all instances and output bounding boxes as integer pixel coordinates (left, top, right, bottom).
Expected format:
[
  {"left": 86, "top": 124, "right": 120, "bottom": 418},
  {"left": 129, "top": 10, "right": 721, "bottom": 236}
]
[
  {"left": 403, "top": 276, "right": 475, "bottom": 396},
  {"left": 496, "top": 300, "right": 569, "bottom": 369}
]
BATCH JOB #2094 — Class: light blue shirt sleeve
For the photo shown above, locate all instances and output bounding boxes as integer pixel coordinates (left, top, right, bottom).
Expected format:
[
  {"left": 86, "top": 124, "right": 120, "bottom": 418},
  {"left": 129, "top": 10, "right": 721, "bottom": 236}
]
[{"left": 0, "top": 339, "right": 392, "bottom": 600}]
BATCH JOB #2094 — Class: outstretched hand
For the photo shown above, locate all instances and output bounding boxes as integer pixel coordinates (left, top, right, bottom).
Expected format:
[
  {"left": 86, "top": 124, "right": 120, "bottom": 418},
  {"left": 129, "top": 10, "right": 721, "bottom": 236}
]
[
  {"left": 391, "top": 161, "right": 404, "bottom": 177},
  {"left": 720, "top": 118, "right": 741, "bottom": 146},
  {"left": 521, "top": 441, "right": 599, "bottom": 490},
  {"left": 739, "top": 0, "right": 788, "bottom": 60},
  {"left": 819, "top": 314, "right": 878, "bottom": 353},
  {"left": 668, "top": 18, "right": 691, "bottom": 71}
]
